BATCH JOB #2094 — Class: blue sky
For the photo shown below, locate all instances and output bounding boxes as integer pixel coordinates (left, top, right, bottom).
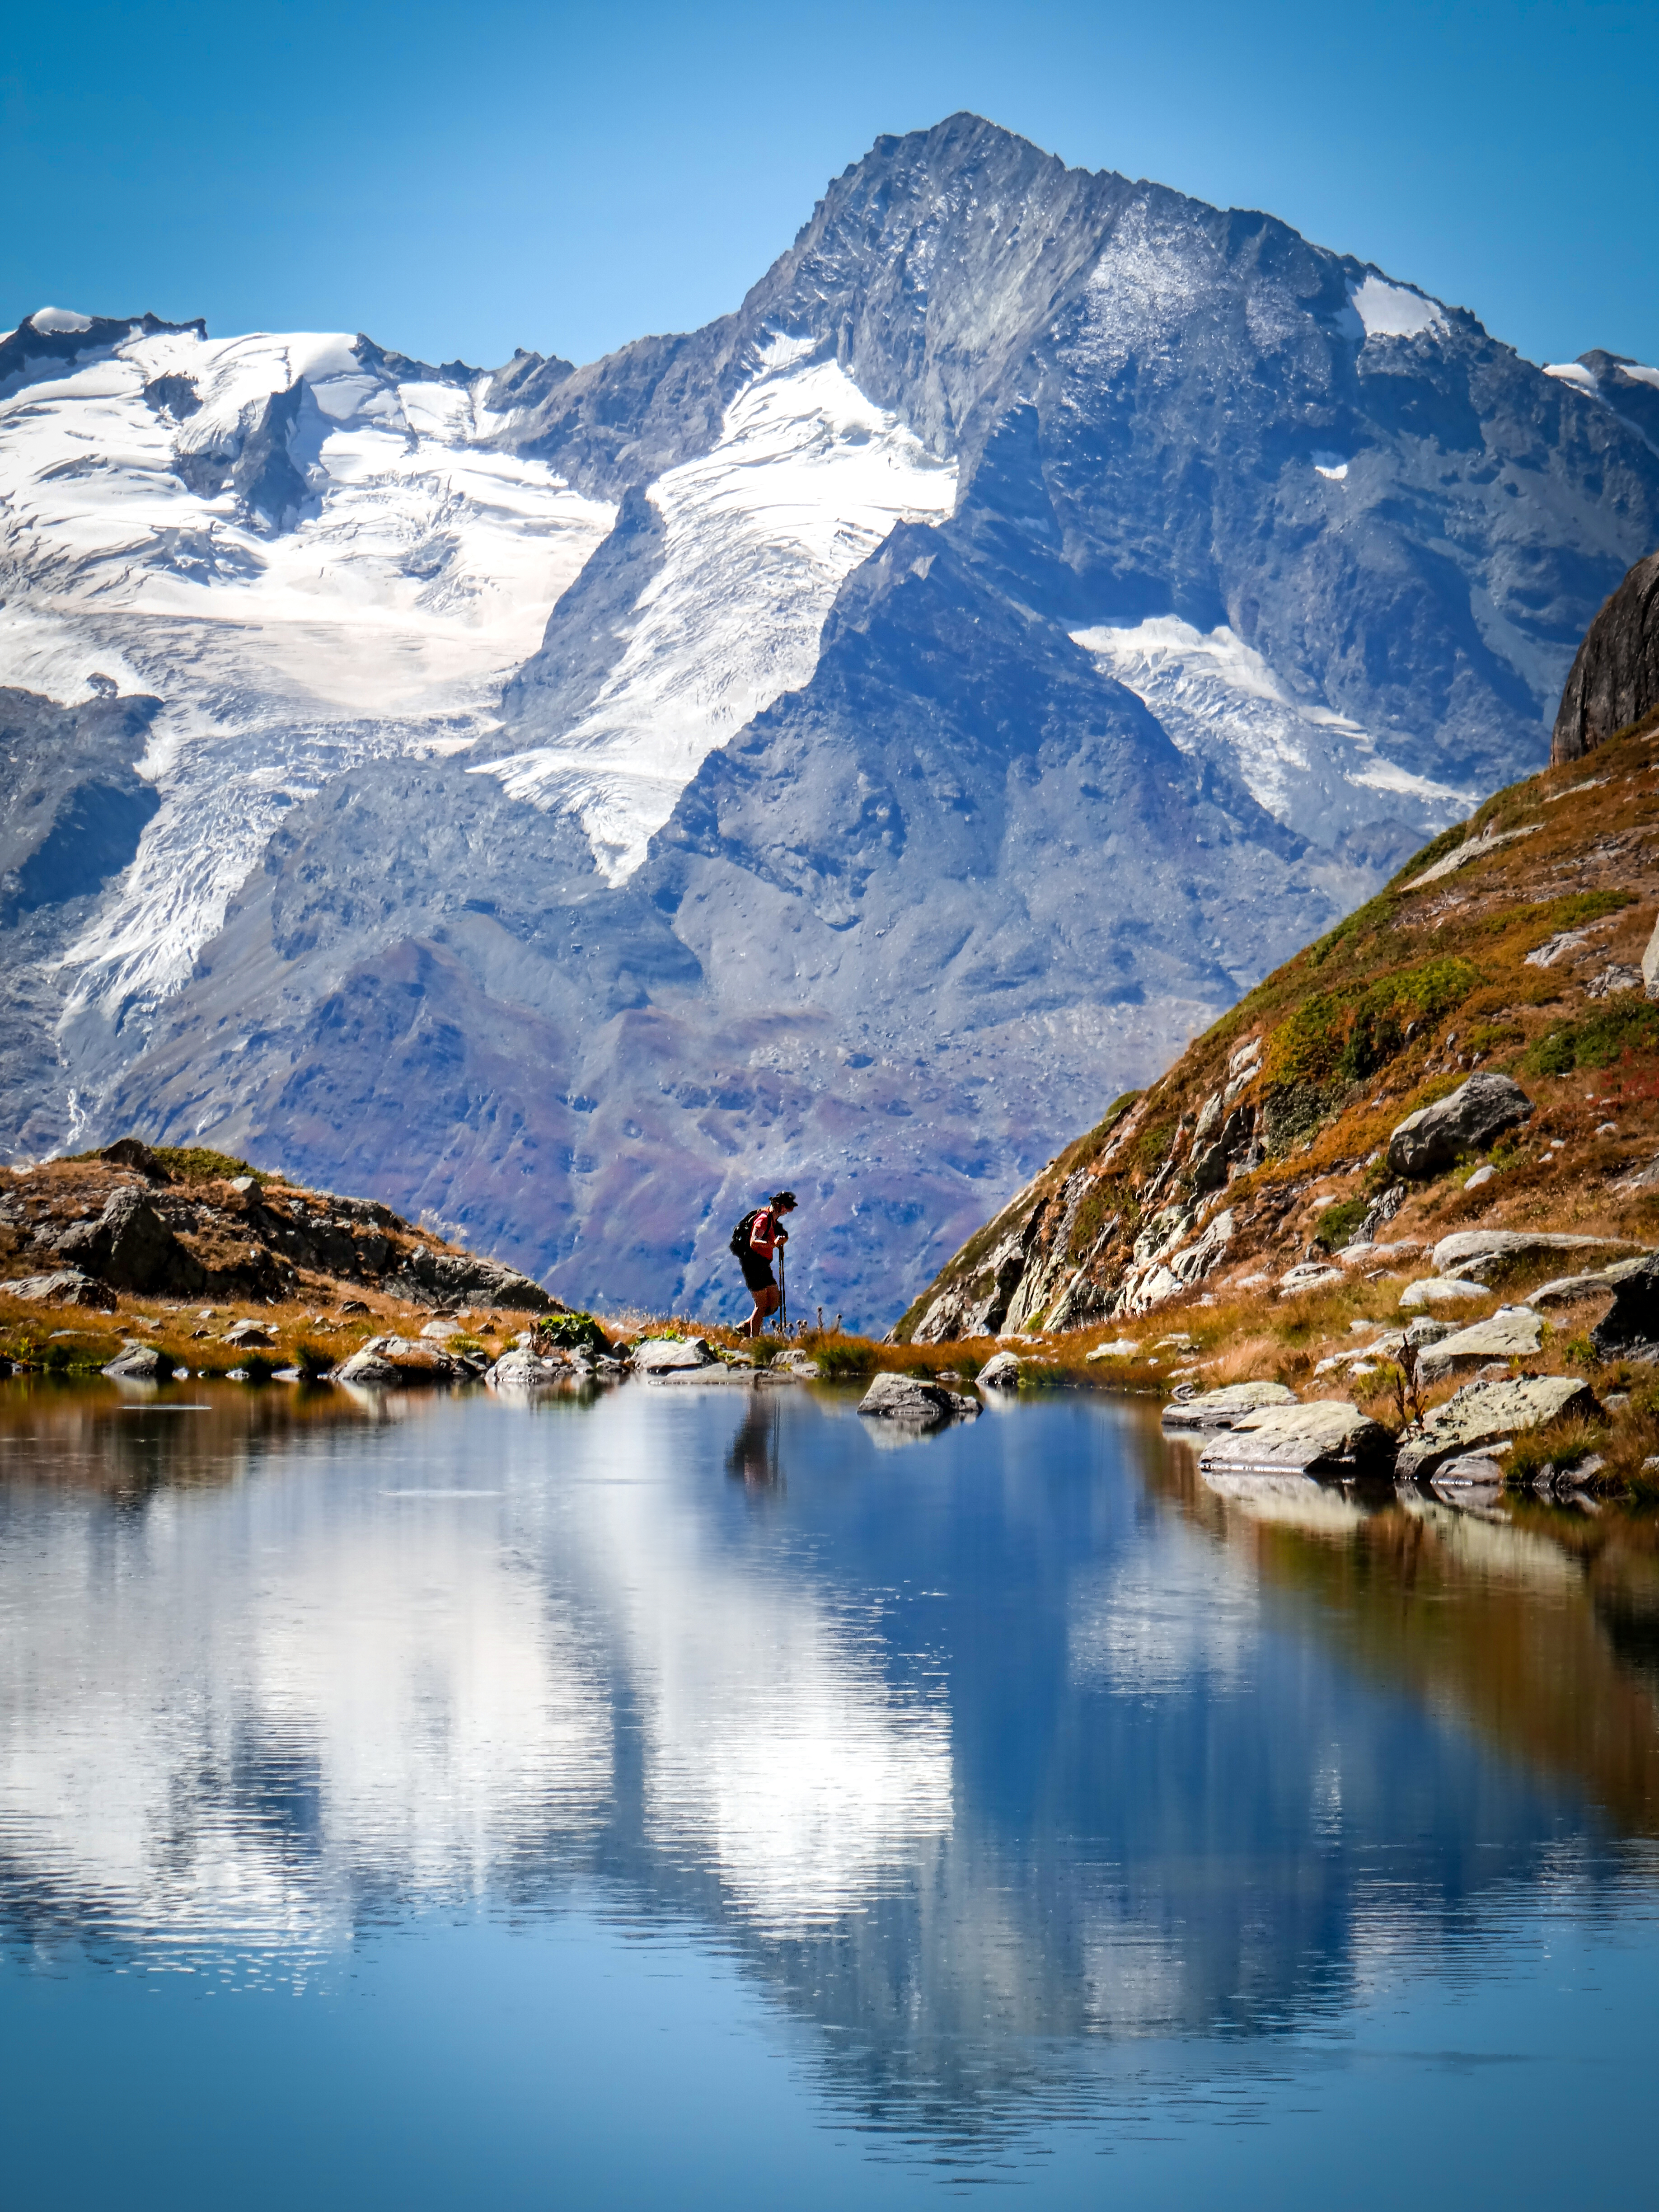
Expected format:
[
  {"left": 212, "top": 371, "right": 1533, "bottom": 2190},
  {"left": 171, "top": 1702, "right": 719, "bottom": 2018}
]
[{"left": 5, "top": 0, "right": 1655, "bottom": 375}]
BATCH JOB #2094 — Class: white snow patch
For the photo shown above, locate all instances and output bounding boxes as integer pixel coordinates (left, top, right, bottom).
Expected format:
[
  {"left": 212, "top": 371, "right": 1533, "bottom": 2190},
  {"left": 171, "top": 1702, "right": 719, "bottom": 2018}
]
[
  {"left": 480, "top": 350, "right": 957, "bottom": 882},
  {"left": 0, "top": 323, "right": 614, "bottom": 1021},
  {"left": 29, "top": 306, "right": 94, "bottom": 333},
  {"left": 1072, "top": 616, "right": 1471, "bottom": 837},
  {"left": 1618, "top": 361, "right": 1659, "bottom": 389},
  {"left": 1312, "top": 450, "right": 1349, "bottom": 481},
  {"left": 1544, "top": 362, "right": 1598, "bottom": 392},
  {"left": 1348, "top": 275, "right": 1446, "bottom": 342}
]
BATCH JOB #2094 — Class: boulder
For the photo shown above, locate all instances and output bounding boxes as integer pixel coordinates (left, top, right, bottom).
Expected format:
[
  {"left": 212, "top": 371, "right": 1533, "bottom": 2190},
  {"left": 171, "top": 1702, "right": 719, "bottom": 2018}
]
[
  {"left": 1279, "top": 1263, "right": 1343, "bottom": 1294},
  {"left": 1198, "top": 1400, "right": 1391, "bottom": 1477},
  {"left": 1414, "top": 1307, "right": 1542, "bottom": 1386},
  {"left": 1395, "top": 1375, "right": 1600, "bottom": 1481},
  {"left": 976, "top": 1350, "right": 1022, "bottom": 1389},
  {"left": 6, "top": 1267, "right": 117, "bottom": 1309},
  {"left": 56, "top": 1186, "right": 206, "bottom": 1295},
  {"left": 1429, "top": 1452, "right": 1508, "bottom": 1500},
  {"left": 102, "top": 1343, "right": 169, "bottom": 1381},
  {"left": 775, "top": 1349, "right": 822, "bottom": 1377},
  {"left": 1645, "top": 914, "right": 1659, "bottom": 1001},
  {"left": 633, "top": 1336, "right": 717, "bottom": 1373},
  {"left": 1387, "top": 1074, "right": 1533, "bottom": 1178},
  {"left": 857, "top": 1371, "right": 981, "bottom": 1425},
  {"left": 1162, "top": 1379, "right": 1298, "bottom": 1431},
  {"left": 1404, "top": 1317, "right": 1455, "bottom": 1349},
  {"left": 391, "top": 1247, "right": 555, "bottom": 1312},
  {"left": 1428, "top": 1228, "right": 1641, "bottom": 1283},
  {"left": 223, "top": 1318, "right": 276, "bottom": 1348},
  {"left": 1401, "top": 1277, "right": 1489, "bottom": 1310},
  {"left": 336, "top": 1335, "right": 467, "bottom": 1387},
  {"left": 95, "top": 1138, "right": 170, "bottom": 1180},
  {"left": 485, "top": 1348, "right": 567, "bottom": 1390},
  {"left": 1085, "top": 1338, "right": 1141, "bottom": 1361},
  {"left": 1529, "top": 1255, "right": 1652, "bottom": 1308},
  {"left": 1591, "top": 1255, "right": 1659, "bottom": 1361}
]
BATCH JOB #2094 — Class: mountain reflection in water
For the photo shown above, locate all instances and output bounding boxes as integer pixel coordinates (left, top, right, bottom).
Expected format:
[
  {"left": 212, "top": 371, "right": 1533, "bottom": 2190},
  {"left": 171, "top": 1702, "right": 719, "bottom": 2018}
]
[{"left": 2, "top": 1377, "right": 1658, "bottom": 2172}]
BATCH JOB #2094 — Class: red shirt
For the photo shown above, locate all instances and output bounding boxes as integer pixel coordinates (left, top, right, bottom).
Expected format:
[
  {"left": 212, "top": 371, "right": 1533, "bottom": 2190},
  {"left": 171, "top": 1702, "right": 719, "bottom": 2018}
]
[{"left": 750, "top": 1207, "right": 787, "bottom": 1259}]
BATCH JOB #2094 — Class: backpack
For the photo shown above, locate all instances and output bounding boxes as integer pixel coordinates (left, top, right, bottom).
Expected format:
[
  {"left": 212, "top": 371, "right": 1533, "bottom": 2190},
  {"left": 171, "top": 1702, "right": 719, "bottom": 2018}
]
[{"left": 729, "top": 1208, "right": 762, "bottom": 1258}]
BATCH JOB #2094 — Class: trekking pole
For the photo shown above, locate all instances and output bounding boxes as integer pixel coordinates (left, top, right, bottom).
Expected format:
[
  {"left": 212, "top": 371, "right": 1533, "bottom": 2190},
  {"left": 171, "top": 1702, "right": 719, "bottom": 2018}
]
[{"left": 778, "top": 1240, "right": 787, "bottom": 1336}]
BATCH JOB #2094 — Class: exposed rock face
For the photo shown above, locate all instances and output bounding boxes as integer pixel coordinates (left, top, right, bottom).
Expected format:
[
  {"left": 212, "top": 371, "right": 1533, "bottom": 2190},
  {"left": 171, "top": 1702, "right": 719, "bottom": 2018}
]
[
  {"left": 1394, "top": 1374, "right": 1599, "bottom": 1480},
  {"left": 1551, "top": 548, "right": 1659, "bottom": 763},
  {"left": 1591, "top": 1255, "right": 1659, "bottom": 1361},
  {"left": 56, "top": 1187, "right": 205, "bottom": 1296},
  {"left": 1386, "top": 1074, "right": 1532, "bottom": 1178},
  {"left": 1429, "top": 1228, "right": 1641, "bottom": 1281}
]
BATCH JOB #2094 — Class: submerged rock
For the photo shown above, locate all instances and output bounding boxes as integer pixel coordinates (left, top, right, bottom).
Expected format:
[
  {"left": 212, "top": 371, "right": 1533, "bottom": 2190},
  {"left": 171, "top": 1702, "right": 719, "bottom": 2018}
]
[
  {"left": 857, "top": 1371, "right": 981, "bottom": 1425},
  {"left": 1199, "top": 1400, "right": 1391, "bottom": 1477},
  {"left": 1387, "top": 1074, "right": 1532, "bottom": 1179},
  {"left": 1162, "top": 1379, "right": 1298, "bottom": 1430},
  {"left": 1394, "top": 1374, "right": 1600, "bottom": 1481}
]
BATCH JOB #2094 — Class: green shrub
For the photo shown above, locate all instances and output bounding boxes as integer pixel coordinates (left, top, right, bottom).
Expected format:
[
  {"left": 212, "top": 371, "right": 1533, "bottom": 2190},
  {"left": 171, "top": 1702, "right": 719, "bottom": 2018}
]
[
  {"left": 154, "top": 1146, "right": 262, "bottom": 1184},
  {"left": 534, "top": 1311, "right": 610, "bottom": 1357},
  {"left": 1521, "top": 999, "right": 1659, "bottom": 1077},
  {"left": 815, "top": 1340, "right": 876, "bottom": 1379},
  {"left": 1315, "top": 1197, "right": 1370, "bottom": 1250},
  {"left": 1264, "top": 956, "right": 1480, "bottom": 1090}
]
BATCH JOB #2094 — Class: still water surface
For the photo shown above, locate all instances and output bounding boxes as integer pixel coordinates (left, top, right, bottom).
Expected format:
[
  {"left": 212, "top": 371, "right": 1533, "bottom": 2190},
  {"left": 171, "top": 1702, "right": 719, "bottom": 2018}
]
[{"left": 2, "top": 1377, "right": 1658, "bottom": 2207}]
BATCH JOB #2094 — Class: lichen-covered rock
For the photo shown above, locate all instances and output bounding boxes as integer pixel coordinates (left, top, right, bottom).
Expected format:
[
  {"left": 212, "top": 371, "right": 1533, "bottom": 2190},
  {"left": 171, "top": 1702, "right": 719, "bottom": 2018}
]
[
  {"left": 1429, "top": 1228, "right": 1642, "bottom": 1282},
  {"left": 1199, "top": 1400, "right": 1391, "bottom": 1476},
  {"left": 1387, "top": 1073, "right": 1532, "bottom": 1179},
  {"left": 337, "top": 1335, "right": 467, "bottom": 1387},
  {"left": 1394, "top": 1374, "right": 1600, "bottom": 1480},
  {"left": 1400, "top": 1277, "right": 1489, "bottom": 1310},
  {"left": 1162, "top": 1380, "right": 1297, "bottom": 1430},
  {"left": 1415, "top": 1307, "right": 1542, "bottom": 1386},
  {"left": 1591, "top": 1254, "right": 1659, "bottom": 1361},
  {"left": 857, "top": 1371, "right": 981, "bottom": 1425}
]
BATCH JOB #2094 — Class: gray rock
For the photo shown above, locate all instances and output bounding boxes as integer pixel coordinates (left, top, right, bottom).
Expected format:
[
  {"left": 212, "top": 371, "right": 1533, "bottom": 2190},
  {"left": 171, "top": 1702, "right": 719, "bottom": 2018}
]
[
  {"left": 1529, "top": 1255, "right": 1653, "bottom": 1307},
  {"left": 336, "top": 1335, "right": 467, "bottom": 1387},
  {"left": 222, "top": 1318, "right": 276, "bottom": 1348},
  {"left": 976, "top": 1349, "right": 1022, "bottom": 1389},
  {"left": 1430, "top": 1451, "right": 1509, "bottom": 1494},
  {"left": 1400, "top": 1277, "right": 1489, "bottom": 1310},
  {"left": 775, "top": 1348, "right": 822, "bottom": 1377},
  {"left": 1395, "top": 1374, "right": 1600, "bottom": 1480},
  {"left": 1429, "top": 1228, "right": 1641, "bottom": 1282},
  {"left": 857, "top": 1371, "right": 981, "bottom": 1425},
  {"left": 56, "top": 1186, "right": 205, "bottom": 1295},
  {"left": 1463, "top": 1163, "right": 1495, "bottom": 1190},
  {"left": 1162, "top": 1379, "right": 1298, "bottom": 1431},
  {"left": 633, "top": 1336, "right": 717, "bottom": 1372},
  {"left": 1279, "top": 1262, "right": 1343, "bottom": 1293},
  {"left": 1404, "top": 1317, "right": 1455, "bottom": 1349},
  {"left": 1386, "top": 1074, "right": 1533, "bottom": 1179},
  {"left": 6, "top": 1267, "right": 117, "bottom": 1309},
  {"left": 102, "top": 1343, "right": 168, "bottom": 1380},
  {"left": 485, "top": 1347, "right": 567, "bottom": 1389},
  {"left": 1551, "top": 548, "right": 1659, "bottom": 763},
  {"left": 1198, "top": 1400, "right": 1391, "bottom": 1476},
  {"left": 1591, "top": 1254, "right": 1659, "bottom": 1360},
  {"left": 1415, "top": 1307, "right": 1542, "bottom": 1386},
  {"left": 1645, "top": 915, "right": 1659, "bottom": 1001},
  {"left": 1084, "top": 1338, "right": 1142, "bottom": 1361}
]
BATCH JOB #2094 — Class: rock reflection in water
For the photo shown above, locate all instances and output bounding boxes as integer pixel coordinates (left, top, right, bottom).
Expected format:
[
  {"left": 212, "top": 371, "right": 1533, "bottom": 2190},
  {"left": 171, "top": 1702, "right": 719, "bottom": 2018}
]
[{"left": 2, "top": 1379, "right": 1658, "bottom": 2161}]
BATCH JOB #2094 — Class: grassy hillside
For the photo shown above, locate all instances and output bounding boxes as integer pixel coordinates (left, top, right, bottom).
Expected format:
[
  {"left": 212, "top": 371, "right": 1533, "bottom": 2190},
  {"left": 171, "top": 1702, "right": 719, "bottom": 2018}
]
[{"left": 891, "top": 708, "right": 1659, "bottom": 1453}]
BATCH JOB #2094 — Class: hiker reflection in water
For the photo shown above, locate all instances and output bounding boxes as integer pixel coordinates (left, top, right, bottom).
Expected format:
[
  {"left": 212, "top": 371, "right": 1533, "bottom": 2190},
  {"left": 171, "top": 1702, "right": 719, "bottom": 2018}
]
[
  {"left": 726, "top": 1399, "right": 783, "bottom": 1491},
  {"left": 734, "top": 1189, "right": 797, "bottom": 1339}
]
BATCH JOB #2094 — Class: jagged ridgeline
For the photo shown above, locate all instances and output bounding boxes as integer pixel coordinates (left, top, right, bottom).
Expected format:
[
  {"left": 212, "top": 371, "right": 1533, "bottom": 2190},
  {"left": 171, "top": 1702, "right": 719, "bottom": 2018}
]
[{"left": 896, "top": 665, "right": 1659, "bottom": 1344}]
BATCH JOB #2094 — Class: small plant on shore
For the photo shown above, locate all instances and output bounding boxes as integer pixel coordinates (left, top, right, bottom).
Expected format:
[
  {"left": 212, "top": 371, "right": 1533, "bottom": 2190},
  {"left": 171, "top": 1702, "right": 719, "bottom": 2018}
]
[{"left": 533, "top": 1311, "right": 610, "bottom": 1358}]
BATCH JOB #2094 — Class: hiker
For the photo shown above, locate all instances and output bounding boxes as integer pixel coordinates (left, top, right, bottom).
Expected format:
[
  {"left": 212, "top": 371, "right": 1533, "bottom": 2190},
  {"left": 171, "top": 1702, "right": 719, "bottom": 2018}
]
[{"left": 732, "top": 1190, "right": 797, "bottom": 1337}]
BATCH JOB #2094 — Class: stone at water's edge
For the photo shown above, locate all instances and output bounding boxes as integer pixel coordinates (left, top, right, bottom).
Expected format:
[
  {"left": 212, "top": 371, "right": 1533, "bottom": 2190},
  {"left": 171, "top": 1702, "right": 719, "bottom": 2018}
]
[
  {"left": 337, "top": 1336, "right": 471, "bottom": 1387},
  {"left": 486, "top": 1348, "right": 567, "bottom": 1390},
  {"left": 1198, "top": 1400, "right": 1391, "bottom": 1477},
  {"left": 1387, "top": 1074, "right": 1533, "bottom": 1180},
  {"left": 976, "top": 1350, "right": 1022, "bottom": 1390},
  {"left": 1394, "top": 1375, "right": 1601, "bottom": 1480},
  {"left": 858, "top": 1371, "right": 981, "bottom": 1425},
  {"left": 1592, "top": 1255, "right": 1659, "bottom": 1360},
  {"left": 1415, "top": 1308, "right": 1543, "bottom": 1386},
  {"left": 632, "top": 1337, "right": 717, "bottom": 1373},
  {"left": 101, "top": 1344, "right": 168, "bottom": 1381},
  {"left": 1162, "top": 1380, "right": 1298, "bottom": 1431}
]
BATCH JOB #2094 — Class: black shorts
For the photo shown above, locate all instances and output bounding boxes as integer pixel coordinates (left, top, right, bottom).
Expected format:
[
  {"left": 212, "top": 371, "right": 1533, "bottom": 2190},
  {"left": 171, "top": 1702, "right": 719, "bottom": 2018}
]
[{"left": 740, "top": 1253, "right": 776, "bottom": 1293}]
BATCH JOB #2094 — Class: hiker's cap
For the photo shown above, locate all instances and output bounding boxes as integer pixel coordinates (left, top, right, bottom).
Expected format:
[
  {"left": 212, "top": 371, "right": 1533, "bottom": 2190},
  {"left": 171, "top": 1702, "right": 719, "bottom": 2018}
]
[{"left": 770, "top": 1190, "right": 798, "bottom": 1210}]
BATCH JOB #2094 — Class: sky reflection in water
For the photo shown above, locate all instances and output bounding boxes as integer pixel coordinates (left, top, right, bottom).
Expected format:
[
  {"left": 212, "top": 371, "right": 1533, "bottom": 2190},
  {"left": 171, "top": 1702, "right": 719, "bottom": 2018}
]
[{"left": 2, "top": 1377, "right": 1658, "bottom": 2207}]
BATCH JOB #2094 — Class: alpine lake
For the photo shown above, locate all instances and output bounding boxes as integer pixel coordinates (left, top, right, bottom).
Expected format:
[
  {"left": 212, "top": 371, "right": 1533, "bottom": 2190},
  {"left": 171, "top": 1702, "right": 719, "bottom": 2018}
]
[{"left": 3, "top": 1370, "right": 1658, "bottom": 2209}]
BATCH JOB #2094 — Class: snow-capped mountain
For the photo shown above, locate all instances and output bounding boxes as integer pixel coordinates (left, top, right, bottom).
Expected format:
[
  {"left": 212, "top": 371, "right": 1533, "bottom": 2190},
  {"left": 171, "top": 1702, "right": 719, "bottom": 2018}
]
[{"left": 5, "top": 116, "right": 1659, "bottom": 1325}]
